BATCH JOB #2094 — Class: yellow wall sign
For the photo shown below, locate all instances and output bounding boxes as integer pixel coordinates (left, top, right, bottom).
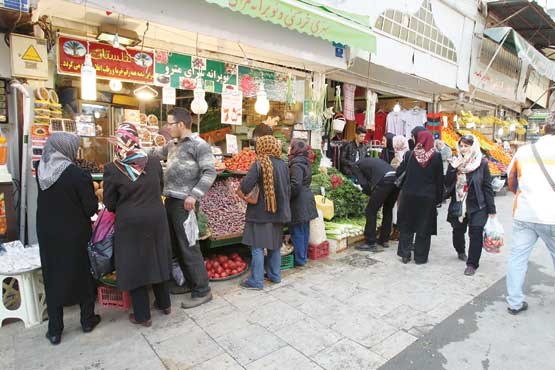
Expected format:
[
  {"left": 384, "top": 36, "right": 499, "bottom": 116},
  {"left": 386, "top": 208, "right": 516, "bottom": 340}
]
[{"left": 10, "top": 34, "right": 48, "bottom": 80}]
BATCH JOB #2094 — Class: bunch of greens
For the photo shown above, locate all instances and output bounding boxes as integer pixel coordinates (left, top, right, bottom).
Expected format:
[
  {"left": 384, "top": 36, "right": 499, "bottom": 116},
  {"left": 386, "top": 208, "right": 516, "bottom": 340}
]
[
  {"left": 310, "top": 173, "right": 332, "bottom": 195},
  {"left": 311, "top": 149, "right": 322, "bottom": 174},
  {"left": 327, "top": 171, "right": 368, "bottom": 219}
]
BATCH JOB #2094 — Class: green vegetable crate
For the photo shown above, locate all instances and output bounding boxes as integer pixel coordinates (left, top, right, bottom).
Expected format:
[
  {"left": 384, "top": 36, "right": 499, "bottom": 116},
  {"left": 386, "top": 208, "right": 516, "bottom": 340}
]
[{"left": 280, "top": 253, "right": 294, "bottom": 270}]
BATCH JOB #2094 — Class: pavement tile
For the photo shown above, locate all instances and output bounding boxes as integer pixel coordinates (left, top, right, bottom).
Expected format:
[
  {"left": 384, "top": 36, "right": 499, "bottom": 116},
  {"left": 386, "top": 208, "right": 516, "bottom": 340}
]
[
  {"left": 189, "top": 353, "right": 244, "bottom": 370},
  {"left": 269, "top": 283, "right": 321, "bottom": 307},
  {"left": 224, "top": 289, "right": 277, "bottom": 311},
  {"left": 274, "top": 317, "right": 343, "bottom": 357},
  {"left": 245, "top": 345, "right": 322, "bottom": 370},
  {"left": 245, "top": 300, "right": 305, "bottom": 332},
  {"left": 144, "top": 309, "right": 198, "bottom": 344},
  {"left": 381, "top": 304, "right": 435, "bottom": 333},
  {"left": 215, "top": 324, "right": 287, "bottom": 366},
  {"left": 370, "top": 330, "right": 418, "bottom": 360},
  {"left": 327, "top": 309, "right": 398, "bottom": 348},
  {"left": 312, "top": 338, "right": 385, "bottom": 370},
  {"left": 151, "top": 324, "right": 223, "bottom": 369}
]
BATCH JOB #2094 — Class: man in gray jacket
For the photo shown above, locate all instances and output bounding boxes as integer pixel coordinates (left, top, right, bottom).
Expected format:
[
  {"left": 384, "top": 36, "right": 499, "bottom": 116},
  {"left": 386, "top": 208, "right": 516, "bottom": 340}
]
[{"left": 152, "top": 107, "right": 216, "bottom": 309}]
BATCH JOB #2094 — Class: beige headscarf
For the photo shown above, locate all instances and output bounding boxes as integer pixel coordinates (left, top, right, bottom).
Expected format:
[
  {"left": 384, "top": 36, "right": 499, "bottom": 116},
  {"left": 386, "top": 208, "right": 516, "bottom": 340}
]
[{"left": 255, "top": 135, "right": 282, "bottom": 213}]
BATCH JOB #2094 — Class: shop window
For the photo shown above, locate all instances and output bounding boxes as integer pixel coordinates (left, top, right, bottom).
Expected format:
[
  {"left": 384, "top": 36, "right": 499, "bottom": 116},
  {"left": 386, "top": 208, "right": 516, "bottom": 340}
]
[{"left": 375, "top": 0, "right": 457, "bottom": 63}]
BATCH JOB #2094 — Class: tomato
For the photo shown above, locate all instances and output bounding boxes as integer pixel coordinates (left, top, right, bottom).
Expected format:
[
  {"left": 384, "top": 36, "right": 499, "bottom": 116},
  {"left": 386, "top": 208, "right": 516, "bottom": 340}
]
[
  {"left": 225, "top": 268, "right": 231, "bottom": 275},
  {"left": 231, "top": 269, "right": 237, "bottom": 275},
  {"left": 228, "top": 261, "right": 235, "bottom": 269},
  {"left": 231, "top": 252, "right": 239, "bottom": 259},
  {"left": 223, "top": 262, "right": 229, "bottom": 269},
  {"left": 212, "top": 261, "right": 220, "bottom": 269},
  {"left": 213, "top": 273, "right": 220, "bottom": 279},
  {"left": 217, "top": 266, "right": 223, "bottom": 274},
  {"left": 220, "top": 272, "right": 228, "bottom": 278},
  {"left": 218, "top": 256, "right": 228, "bottom": 263}
]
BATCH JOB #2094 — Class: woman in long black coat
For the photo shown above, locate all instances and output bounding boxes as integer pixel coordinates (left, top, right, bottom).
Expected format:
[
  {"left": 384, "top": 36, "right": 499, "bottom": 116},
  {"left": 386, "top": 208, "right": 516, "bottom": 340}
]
[
  {"left": 103, "top": 123, "right": 172, "bottom": 327},
  {"left": 396, "top": 129, "right": 444, "bottom": 264},
  {"left": 288, "top": 140, "right": 318, "bottom": 266},
  {"left": 36, "top": 132, "right": 100, "bottom": 345}
]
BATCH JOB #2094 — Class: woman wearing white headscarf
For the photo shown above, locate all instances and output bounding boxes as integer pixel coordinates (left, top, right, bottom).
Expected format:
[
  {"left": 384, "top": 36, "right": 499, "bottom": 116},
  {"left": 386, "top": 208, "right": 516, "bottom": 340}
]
[
  {"left": 36, "top": 132, "right": 100, "bottom": 345},
  {"left": 445, "top": 134, "right": 496, "bottom": 276}
]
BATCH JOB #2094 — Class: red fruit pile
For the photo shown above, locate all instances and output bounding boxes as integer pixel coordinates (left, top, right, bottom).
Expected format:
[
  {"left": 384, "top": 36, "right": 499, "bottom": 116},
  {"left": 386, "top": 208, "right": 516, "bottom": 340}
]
[
  {"left": 205, "top": 252, "right": 248, "bottom": 280},
  {"left": 330, "top": 174, "right": 343, "bottom": 189}
]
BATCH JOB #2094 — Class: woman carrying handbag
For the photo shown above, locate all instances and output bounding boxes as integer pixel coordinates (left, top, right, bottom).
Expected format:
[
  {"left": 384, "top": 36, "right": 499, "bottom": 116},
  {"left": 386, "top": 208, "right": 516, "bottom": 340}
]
[
  {"left": 445, "top": 134, "right": 496, "bottom": 276},
  {"left": 237, "top": 135, "right": 291, "bottom": 289}
]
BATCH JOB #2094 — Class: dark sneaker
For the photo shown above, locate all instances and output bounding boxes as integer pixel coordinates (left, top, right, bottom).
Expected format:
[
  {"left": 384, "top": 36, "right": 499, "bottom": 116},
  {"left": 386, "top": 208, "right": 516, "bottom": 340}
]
[
  {"left": 508, "top": 301, "right": 528, "bottom": 315},
  {"left": 181, "top": 292, "right": 213, "bottom": 309},
  {"left": 401, "top": 256, "right": 411, "bottom": 264},
  {"left": 464, "top": 266, "right": 476, "bottom": 276},
  {"left": 82, "top": 314, "right": 101, "bottom": 333},
  {"left": 240, "top": 280, "right": 263, "bottom": 290},
  {"left": 458, "top": 253, "right": 468, "bottom": 262}
]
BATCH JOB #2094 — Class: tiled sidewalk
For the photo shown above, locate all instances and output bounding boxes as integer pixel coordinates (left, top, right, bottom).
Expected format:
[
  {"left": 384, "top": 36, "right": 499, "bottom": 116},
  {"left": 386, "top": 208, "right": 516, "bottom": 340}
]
[{"left": 1, "top": 194, "right": 516, "bottom": 370}]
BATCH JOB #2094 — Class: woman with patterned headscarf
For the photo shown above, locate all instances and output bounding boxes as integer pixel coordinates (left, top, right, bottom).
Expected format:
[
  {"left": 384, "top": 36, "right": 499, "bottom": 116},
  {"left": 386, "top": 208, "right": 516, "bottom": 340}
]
[
  {"left": 288, "top": 139, "right": 318, "bottom": 267},
  {"left": 238, "top": 135, "right": 291, "bottom": 289},
  {"left": 36, "top": 132, "right": 100, "bottom": 345},
  {"left": 395, "top": 129, "right": 444, "bottom": 265},
  {"left": 104, "top": 123, "right": 172, "bottom": 327}
]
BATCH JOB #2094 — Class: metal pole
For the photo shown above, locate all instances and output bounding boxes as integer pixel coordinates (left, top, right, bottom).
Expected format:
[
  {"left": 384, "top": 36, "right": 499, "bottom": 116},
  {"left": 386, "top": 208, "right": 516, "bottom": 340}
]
[{"left": 10, "top": 81, "right": 31, "bottom": 242}]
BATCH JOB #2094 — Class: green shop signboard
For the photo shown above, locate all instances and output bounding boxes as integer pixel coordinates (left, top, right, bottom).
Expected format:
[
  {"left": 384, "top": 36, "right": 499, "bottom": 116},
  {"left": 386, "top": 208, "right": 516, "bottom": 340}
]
[
  {"left": 238, "top": 66, "right": 289, "bottom": 102},
  {"left": 154, "top": 50, "right": 238, "bottom": 93}
]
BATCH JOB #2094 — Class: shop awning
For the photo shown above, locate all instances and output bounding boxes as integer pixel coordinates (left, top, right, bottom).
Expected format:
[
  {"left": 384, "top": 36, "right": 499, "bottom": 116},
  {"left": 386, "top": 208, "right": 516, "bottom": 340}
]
[
  {"left": 204, "top": 0, "right": 377, "bottom": 53},
  {"left": 486, "top": 0, "right": 555, "bottom": 50},
  {"left": 484, "top": 27, "right": 555, "bottom": 82}
]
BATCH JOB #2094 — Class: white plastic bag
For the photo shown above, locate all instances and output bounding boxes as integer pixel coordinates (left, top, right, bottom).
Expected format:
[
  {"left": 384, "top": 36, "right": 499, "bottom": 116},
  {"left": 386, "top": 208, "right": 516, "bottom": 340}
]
[
  {"left": 171, "top": 260, "right": 185, "bottom": 286},
  {"left": 483, "top": 217, "right": 504, "bottom": 253},
  {"left": 183, "top": 211, "right": 199, "bottom": 247},
  {"left": 309, "top": 209, "right": 327, "bottom": 245}
]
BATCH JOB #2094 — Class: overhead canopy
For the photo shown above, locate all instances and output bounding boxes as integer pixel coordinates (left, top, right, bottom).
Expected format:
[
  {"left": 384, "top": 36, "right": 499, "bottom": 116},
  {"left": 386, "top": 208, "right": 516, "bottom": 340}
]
[
  {"left": 484, "top": 27, "right": 555, "bottom": 82},
  {"left": 204, "top": 0, "right": 376, "bottom": 53},
  {"left": 487, "top": 0, "right": 555, "bottom": 51}
]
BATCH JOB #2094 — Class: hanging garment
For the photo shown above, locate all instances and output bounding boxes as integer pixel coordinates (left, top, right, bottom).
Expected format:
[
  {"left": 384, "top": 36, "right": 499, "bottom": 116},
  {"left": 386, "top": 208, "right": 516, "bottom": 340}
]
[
  {"left": 343, "top": 83, "right": 356, "bottom": 121},
  {"left": 386, "top": 111, "right": 405, "bottom": 136}
]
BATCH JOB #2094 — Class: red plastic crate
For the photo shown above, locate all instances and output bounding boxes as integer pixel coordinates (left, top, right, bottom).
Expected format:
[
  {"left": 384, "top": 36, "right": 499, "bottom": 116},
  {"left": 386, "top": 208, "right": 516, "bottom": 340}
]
[
  {"left": 308, "top": 241, "right": 330, "bottom": 260},
  {"left": 97, "top": 285, "right": 131, "bottom": 310}
]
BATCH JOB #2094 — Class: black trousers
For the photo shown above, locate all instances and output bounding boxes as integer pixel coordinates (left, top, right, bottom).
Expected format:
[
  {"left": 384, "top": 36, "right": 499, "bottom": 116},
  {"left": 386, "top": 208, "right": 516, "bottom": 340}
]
[
  {"left": 47, "top": 297, "right": 95, "bottom": 336},
  {"left": 364, "top": 177, "right": 398, "bottom": 245},
  {"left": 452, "top": 217, "right": 485, "bottom": 269},
  {"left": 130, "top": 282, "right": 170, "bottom": 322},
  {"left": 397, "top": 231, "right": 431, "bottom": 263},
  {"left": 165, "top": 197, "right": 210, "bottom": 298}
]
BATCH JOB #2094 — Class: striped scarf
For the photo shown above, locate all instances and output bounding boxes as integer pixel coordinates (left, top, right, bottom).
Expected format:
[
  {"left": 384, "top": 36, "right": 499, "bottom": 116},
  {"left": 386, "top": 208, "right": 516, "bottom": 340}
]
[
  {"left": 112, "top": 123, "right": 148, "bottom": 182},
  {"left": 255, "top": 135, "right": 282, "bottom": 213}
]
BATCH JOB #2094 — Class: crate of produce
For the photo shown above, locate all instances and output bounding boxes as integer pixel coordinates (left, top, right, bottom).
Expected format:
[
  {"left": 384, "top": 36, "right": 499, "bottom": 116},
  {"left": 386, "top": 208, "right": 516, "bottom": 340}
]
[
  {"left": 280, "top": 253, "right": 294, "bottom": 270},
  {"left": 97, "top": 285, "right": 131, "bottom": 310},
  {"left": 328, "top": 238, "right": 348, "bottom": 254},
  {"left": 308, "top": 241, "right": 330, "bottom": 260}
]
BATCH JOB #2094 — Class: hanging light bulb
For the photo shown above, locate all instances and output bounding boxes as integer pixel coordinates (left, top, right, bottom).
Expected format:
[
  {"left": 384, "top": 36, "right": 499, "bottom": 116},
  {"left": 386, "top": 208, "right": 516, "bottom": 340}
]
[
  {"left": 190, "top": 77, "right": 208, "bottom": 115},
  {"left": 497, "top": 127, "right": 504, "bottom": 137},
  {"left": 81, "top": 53, "right": 97, "bottom": 101},
  {"left": 509, "top": 123, "right": 516, "bottom": 132},
  {"left": 393, "top": 102, "right": 401, "bottom": 112},
  {"left": 113, "top": 33, "right": 120, "bottom": 49},
  {"left": 255, "top": 82, "right": 270, "bottom": 115},
  {"left": 109, "top": 79, "right": 122, "bottom": 92}
]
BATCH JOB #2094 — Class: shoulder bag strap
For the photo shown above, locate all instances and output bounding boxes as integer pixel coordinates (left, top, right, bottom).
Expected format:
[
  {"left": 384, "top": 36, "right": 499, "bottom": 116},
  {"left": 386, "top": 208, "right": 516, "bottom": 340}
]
[{"left": 531, "top": 143, "right": 555, "bottom": 192}]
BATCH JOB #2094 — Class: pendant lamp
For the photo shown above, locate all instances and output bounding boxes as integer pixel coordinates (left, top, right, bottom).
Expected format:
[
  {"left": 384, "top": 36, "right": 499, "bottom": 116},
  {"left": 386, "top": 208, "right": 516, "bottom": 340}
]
[
  {"left": 81, "top": 53, "right": 97, "bottom": 101},
  {"left": 255, "top": 82, "right": 270, "bottom": 115},
  {"left": 190, "top": 78, "right": 208, "bottom": 115}
]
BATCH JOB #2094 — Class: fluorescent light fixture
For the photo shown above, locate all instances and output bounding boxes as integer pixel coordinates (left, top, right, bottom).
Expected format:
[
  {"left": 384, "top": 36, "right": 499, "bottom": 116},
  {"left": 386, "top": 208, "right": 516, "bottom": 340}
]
[
  {"left": 81, "top": 54, "right": 97, "bottom": 101},
  {"left": 134, "top": 85, "right": 158, "bottom": 101},
  {"left": 96, "top": 24, "right": 141, "bottom": 47}
]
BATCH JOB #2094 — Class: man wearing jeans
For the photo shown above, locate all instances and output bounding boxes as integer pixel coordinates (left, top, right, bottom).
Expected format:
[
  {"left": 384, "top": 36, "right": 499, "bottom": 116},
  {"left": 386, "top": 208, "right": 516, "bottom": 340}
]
[
  {"left": 506, "top": 123, "right": 555, "bottom": 315},
  {"left": 152, "top": 108, "right": 216, "bottom": 309}
]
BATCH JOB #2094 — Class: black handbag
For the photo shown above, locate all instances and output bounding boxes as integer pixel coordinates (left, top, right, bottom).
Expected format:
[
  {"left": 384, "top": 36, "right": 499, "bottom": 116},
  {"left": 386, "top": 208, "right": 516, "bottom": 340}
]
[
  {"left": 87, "top": 211, "right": 115, "bottom": 279},
  {"left": 394, "top": 153, "right": 412, "bottom": 188},
  {"left": 447, "top": 200, "right": 463, "bottom": 220}
]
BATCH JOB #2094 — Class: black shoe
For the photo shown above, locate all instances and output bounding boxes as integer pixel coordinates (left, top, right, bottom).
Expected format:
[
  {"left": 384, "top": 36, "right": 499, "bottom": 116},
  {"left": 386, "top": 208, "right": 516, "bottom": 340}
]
[
  {"left": 356, "top": 243, "right": 384, "bottom": 252},
  {"left": 82, "top": 314, "right": 101, "bottom": 333},
  {"left": 45, "top": 332, "right": 61, "bottom": 345},
  {"left": 415, "top": 260, "right": 428, "bottom": 265},
  {"left": 239, "top": 280, "right": 263, "bottom": 291},
  {"left": 464, "top": 265, "right": 476, "bottom": 276},
  {"left": 379, "top": 242, "right": 390, "bottom": 249},
  {"left": 170, "top": 285, "right": 192, "bottom": 295},
  {"left": 458, "top": 253, "right": 468, "bottom": 262},
  {"left": 508, "top": 301, "right": 528, "bottom": 315},
  {"left": 401, "top": 256, "right": 411, "bottom": 264}
]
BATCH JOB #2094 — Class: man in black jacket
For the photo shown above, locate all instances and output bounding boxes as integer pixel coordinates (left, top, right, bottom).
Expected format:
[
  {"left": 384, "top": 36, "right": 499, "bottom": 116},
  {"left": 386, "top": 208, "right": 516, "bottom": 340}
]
[
  {"left": 340, "top": 127, "right": 369, "bottom": 177},
  {"left": 352, "top": 158, "right": 399, "bottom": 252}
]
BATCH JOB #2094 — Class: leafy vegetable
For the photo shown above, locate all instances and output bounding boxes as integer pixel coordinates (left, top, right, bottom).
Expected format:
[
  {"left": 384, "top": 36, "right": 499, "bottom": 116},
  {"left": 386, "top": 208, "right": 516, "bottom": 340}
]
[
  {"left": 327, "top": 172, "right": 368, "bottom": 219},
  {"left": 311, "top": 149, "right": 322, "bottom": 174},
  {"left": 311, "top": 173, "right": 332, "bottom": 195}
]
